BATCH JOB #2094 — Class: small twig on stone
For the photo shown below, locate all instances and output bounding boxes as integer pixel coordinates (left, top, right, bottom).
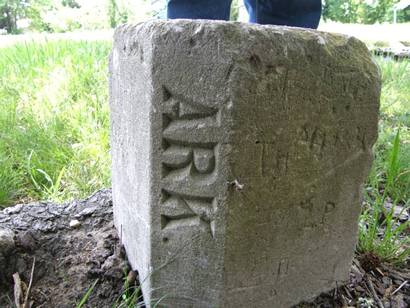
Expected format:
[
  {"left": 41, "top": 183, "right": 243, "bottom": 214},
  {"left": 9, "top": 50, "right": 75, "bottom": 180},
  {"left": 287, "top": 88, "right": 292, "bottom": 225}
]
[
  {"left": 365, "top": 275, "right": 384, "bottom": 308},
  {"left": 391, "top": 280, "right": 408, "bottom": 296}
]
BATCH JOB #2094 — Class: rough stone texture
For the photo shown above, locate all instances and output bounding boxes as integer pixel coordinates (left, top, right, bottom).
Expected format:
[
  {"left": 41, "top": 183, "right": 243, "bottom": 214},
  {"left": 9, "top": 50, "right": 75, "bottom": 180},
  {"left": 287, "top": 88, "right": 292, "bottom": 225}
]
[
  {"left": 0, "top": 190, "right": 128, "bottom": 308},
  {"left": 109, "top": 20, "right": 380, "bottom": 307}
]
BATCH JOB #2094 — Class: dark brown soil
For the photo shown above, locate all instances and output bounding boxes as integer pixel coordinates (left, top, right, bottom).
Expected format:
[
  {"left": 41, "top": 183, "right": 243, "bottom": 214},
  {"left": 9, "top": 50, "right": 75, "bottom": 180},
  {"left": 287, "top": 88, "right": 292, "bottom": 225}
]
[{"left": 0, "top": 189, "right": 131, "bottom": 308}]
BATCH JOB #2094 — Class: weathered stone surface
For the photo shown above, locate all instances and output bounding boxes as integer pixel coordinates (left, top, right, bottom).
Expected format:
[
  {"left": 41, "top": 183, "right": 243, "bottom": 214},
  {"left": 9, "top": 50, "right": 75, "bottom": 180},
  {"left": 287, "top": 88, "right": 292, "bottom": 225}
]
[{"left": 109, "top": 20, "right": 380, "bottom": 307}]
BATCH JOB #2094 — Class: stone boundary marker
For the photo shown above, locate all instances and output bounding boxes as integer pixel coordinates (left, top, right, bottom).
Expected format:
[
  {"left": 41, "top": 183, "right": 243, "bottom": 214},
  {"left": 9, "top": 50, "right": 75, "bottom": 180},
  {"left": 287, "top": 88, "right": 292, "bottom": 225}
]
[{"left": 109, "top": 20, "right": 380, "bottom": 307}]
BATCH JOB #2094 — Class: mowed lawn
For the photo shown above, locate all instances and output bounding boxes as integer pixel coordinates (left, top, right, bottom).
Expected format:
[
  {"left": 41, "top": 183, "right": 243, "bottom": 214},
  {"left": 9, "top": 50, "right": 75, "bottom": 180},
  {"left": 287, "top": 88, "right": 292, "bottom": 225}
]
[{"left": 0, "top": 39, "right": 409, "bottom": 262}]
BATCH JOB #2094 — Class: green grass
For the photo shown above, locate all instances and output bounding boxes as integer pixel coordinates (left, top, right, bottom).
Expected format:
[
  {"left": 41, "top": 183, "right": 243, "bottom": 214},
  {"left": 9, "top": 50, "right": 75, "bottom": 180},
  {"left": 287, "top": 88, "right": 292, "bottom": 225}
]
[
  {"left": 0, "top": 40, "right": 111, "bottom": 205},
  {"left": 359, "top": 129, "right": 409, "bottom": 264},
  {"left": 369, "top": 59, "right": 410, "bottom": 202},
  {"left": 358, "top": 58, "right": 410, "bottom": 264},
  {"left": 0, "top": 40, "right": 409, "bottom": 265},
  {"left": 77, "top": 270, "right": 165, "bottom": 308},
  {"left": 77, "top": 279, "right": 99, "bottom": 308}
]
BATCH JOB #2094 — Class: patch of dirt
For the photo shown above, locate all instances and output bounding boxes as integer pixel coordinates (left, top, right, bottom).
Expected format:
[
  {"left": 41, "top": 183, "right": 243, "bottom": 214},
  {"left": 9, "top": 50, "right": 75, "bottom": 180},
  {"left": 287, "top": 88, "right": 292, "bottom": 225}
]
[{"left": 0, "top": 189, "right": 131, "bottom": 308}]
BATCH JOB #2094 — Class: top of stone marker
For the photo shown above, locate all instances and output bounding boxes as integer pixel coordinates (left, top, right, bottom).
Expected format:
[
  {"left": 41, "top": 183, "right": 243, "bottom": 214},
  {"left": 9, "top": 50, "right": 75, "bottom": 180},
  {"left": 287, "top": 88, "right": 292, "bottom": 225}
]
[
  {"left": 113, "top": 19, "right": 378, "bottom": 77},
  {"left": 115, "top": 19, "right": 364, "bottom": 47}
]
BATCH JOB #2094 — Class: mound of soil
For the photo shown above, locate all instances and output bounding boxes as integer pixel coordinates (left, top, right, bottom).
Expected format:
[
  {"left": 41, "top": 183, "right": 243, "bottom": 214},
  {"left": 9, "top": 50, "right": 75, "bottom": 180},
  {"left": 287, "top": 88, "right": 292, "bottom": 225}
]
[{"left": 0, "top": 189, "right": 131, "bottom": 308}]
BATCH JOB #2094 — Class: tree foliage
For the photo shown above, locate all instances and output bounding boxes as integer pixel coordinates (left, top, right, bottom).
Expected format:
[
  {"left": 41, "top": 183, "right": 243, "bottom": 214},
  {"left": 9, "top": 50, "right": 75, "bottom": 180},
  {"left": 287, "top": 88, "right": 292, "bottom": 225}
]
[
  {"left": 1, "top": 0, "right": 409, "bottom": 34},
  {"left": 322, "top": 0, "right": 410, "bottom": 24},
  {"left": 0, "top": 0, "right": 27, "bottom": 33},
  {"left": 61, "top": 0, "right": 80, "bottom": 9},
  {"left": 0, "top": 0, "right": 52, "bottom": 33},
  {"left": 108, "top": 0, "right": 130, "bottom": 28}
]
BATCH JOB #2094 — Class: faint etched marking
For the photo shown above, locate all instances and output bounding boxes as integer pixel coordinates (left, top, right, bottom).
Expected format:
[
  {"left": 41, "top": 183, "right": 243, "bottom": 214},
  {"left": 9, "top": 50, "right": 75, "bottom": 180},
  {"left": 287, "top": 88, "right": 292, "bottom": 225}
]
[
  {"left": 324, "top": 202, "right": 336, "bottom": 214},
  {"left": 260, "top": 144, "right": 289, "bottom": 177},
  {"left": 321, "top": 202, "right": 336, "bottom": 224},
  {"left": 277, "top": 259, "right": 289, "bottom": 280},
  {"left": 300, "top": 197, "right": 314, "bottom": 212},
  {"left": 298, "top": 125, "right": 326, "bottom": 158},
  {"left": 297, "top": 124, "right": 368, "bottom": 157},
  {"left": 296, "top": 196, "right": 338, "bottom": 231}
]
